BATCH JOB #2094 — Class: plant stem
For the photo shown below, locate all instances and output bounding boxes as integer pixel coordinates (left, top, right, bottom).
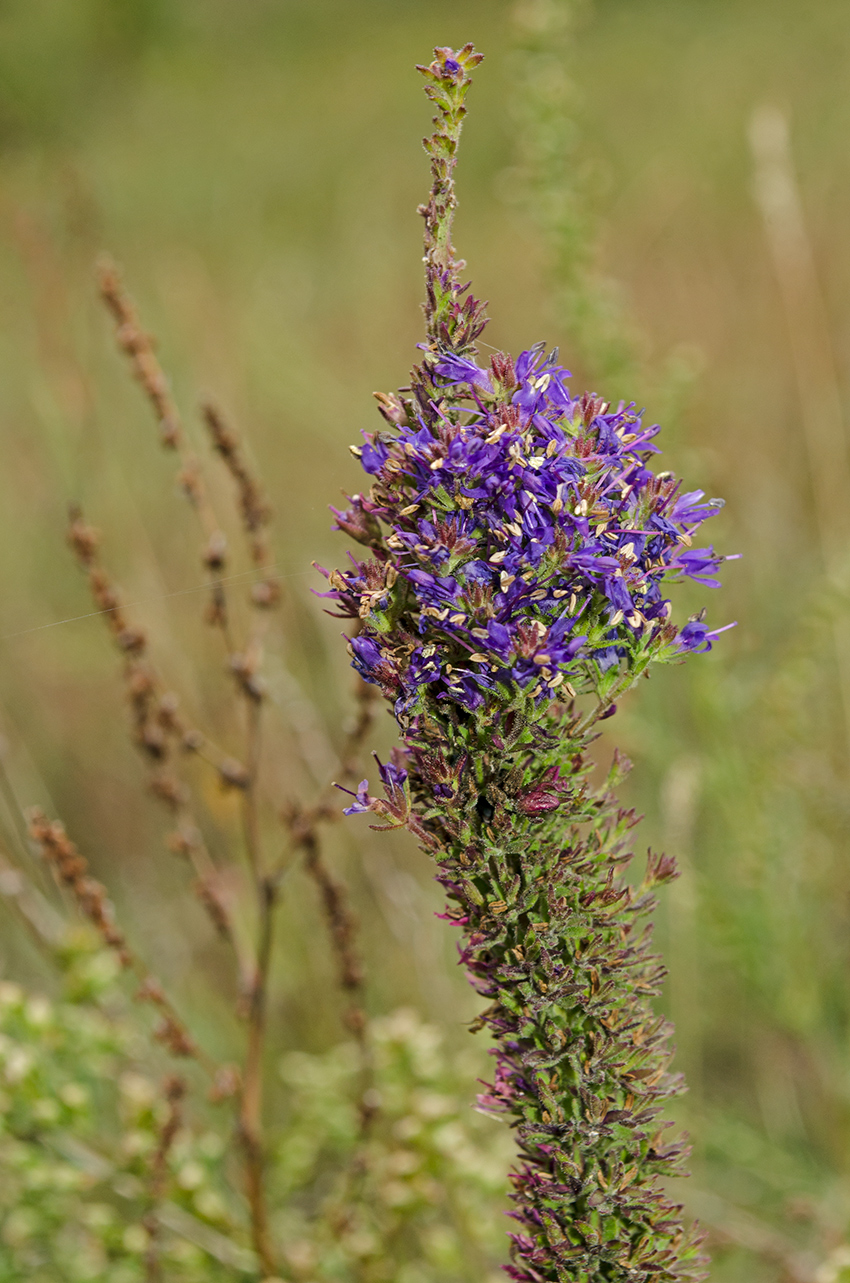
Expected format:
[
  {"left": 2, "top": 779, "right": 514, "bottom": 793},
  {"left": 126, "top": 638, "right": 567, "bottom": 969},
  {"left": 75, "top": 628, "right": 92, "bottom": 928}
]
[
  {"left": 416, "top": 45, "right": 486, "bottom": 348},
  {"left": 242, "top": 698, "right": 264, "bottom": 883},
  {"left": 238, "top": 873, "right": 277, "bottom": 1277},
  {"left": 300, "top": 829, "right": 366, "bottom": 1042}
]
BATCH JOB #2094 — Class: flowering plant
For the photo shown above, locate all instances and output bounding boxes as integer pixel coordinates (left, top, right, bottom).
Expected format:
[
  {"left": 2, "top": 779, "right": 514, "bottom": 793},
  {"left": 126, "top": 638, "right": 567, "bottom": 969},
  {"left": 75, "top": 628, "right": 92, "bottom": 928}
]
[{"left": 324, "top": 44, "right": 733, "bottom": 1282}]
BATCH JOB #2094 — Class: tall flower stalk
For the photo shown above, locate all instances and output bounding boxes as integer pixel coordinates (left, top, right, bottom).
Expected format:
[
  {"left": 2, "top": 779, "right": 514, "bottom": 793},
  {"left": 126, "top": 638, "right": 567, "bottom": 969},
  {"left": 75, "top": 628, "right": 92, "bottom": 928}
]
[{"left": 323, "top": 44, "right": 733, "bottom": 1282}]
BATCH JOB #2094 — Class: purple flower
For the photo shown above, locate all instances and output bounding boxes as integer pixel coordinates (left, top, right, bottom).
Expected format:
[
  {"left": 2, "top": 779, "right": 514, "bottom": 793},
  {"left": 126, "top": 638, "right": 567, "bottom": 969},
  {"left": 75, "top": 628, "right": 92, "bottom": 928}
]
[
  {"left": 351, "top": 634, "right": 382, "bottom": 670},
  {"left": 359, "top": 433, "right": 391, "bottom": 475},
  {"left": 670, "top": 489, "right": 725, "bottom": 525},
  {"left": 677, "top": 616, "right": 737, "bottom": 653},
  {"left": 341, "top": 779, "right": 372, "bottom": 817},
  {"left": 338, "top": 752, "right": 409, "bottom": 821},
  {"left": 376, "top": 752, "right": 408, "bottom": 794},
  {"left": 674, "top": 544, "right": 726, "bottom": 587},
  {"left": 433, "top": 351, "right": 493, "bottom": 390}
]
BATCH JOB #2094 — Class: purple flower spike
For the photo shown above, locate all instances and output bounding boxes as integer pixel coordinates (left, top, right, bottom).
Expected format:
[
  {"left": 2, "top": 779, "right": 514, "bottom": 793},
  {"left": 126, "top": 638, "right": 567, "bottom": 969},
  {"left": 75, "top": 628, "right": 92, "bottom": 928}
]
[{"left": 328, "top": 42, "right": 729, "bottom": 1283}]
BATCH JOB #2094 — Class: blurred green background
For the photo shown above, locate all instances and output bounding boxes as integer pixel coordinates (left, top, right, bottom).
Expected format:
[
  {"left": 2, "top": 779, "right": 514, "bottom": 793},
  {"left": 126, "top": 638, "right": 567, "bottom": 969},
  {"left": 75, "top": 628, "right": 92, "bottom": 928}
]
[{"left": 1, "top": 0, "right": 850, "bottom": 1278}]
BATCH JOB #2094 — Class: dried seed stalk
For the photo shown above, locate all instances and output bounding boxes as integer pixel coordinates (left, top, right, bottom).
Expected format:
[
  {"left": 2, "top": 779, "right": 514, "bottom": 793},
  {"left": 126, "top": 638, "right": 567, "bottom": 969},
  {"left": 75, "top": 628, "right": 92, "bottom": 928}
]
[
  {"left": 28, "top": 810, "right": 216, "bottom": 1074},
  {"left": 202, "top": 400, "right": 279, "bottom": 611},
  {"left": 95, "top": 258, "right": 380, "bottom": 1278},
  {"left": 66, "top": 505, "right": 247, "bottom": 963},
  {"left": 98, "top": 259, "right": 232, "bottom": 637}
]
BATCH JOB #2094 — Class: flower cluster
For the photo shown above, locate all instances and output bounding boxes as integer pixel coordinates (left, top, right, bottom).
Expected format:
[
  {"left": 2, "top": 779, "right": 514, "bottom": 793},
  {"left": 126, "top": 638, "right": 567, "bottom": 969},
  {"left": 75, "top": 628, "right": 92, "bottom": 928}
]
[
  {"left": 322, "top": 343, "right": 731, "bottom": 724},
  {"left": 326, "top": 43, "right": 728, "bottom": 1283}
]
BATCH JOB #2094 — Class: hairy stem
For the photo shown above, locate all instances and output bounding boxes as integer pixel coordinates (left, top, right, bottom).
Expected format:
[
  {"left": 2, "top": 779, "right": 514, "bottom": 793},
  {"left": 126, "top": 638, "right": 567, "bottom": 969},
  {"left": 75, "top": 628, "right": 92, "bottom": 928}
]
[{"left": 416, "top": 44, "right": 487, "bottom": 348}]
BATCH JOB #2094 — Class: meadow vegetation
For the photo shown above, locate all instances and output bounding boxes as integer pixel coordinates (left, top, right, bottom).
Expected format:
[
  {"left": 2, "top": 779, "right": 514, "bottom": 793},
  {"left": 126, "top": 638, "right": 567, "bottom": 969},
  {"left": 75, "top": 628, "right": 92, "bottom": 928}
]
[{"left": 0, "top": 2, "right": 849, "bottom": 1280}]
